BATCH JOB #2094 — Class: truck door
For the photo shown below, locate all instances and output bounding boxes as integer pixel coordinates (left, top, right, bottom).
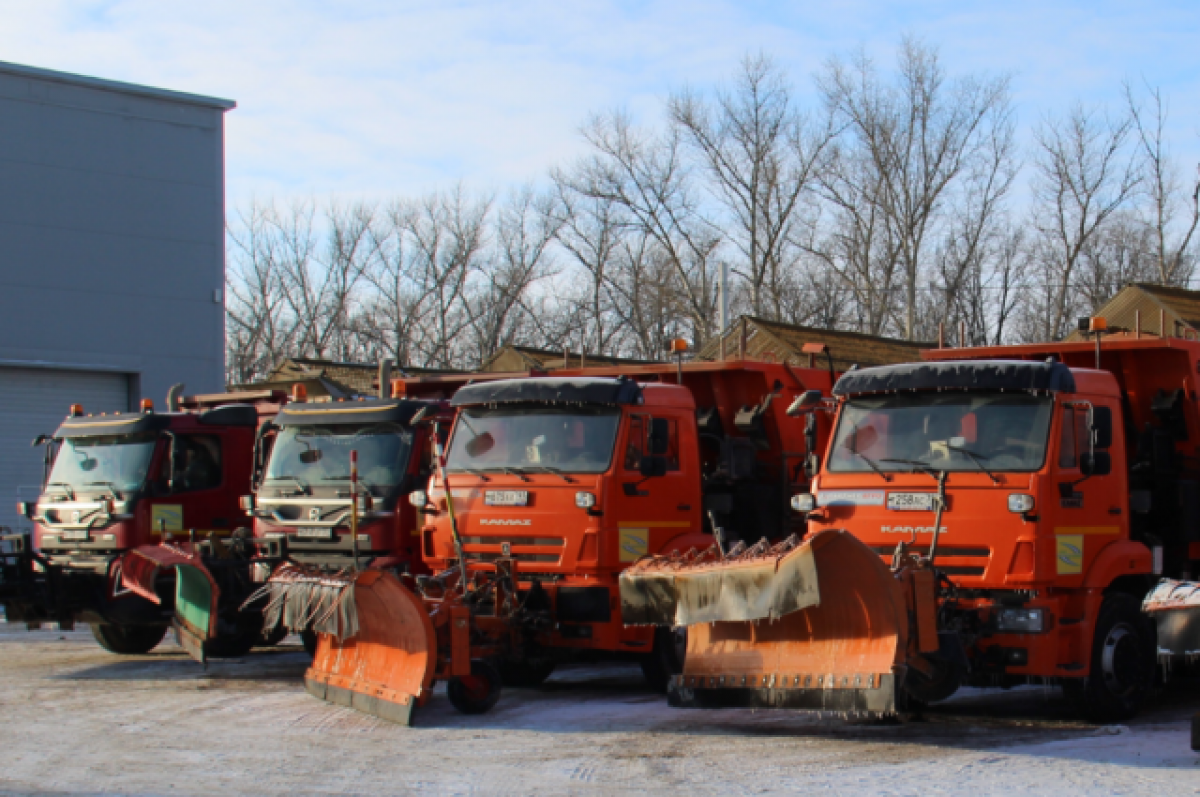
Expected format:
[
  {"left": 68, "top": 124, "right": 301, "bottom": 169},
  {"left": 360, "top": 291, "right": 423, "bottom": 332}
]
[
  {"left": 147, "top": 433, "right": 233, "bottom": 541},
  {"left": 609, "top": 411, "right": 702, "bottom": 565},
  {"left": 1053, "top": 400, "right": 1122, "bottom": 582}
]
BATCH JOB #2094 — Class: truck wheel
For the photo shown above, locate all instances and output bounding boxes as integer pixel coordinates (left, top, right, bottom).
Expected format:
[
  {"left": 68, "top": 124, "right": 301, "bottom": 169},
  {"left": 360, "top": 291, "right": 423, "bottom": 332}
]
[
  {"left": 903, "top": 657, "right": 963, "bottom": 704},
  {"left": 89, "top": 623, "right": 169, "bottom": 655},
  {"left": 641, "top": 627, "right": 687, "bottom": 693},
  {"left": 496, "top": 657, "right": 556, "bottom": 688},
  {"left": 206, "top": 629, "right": 258, "bottom": 658},
  {"left": 1080, "top": 593, "right": 1156, "bottom": 723},
  {"left": 447, "top": 659, "right": 503, "bottom": 715}
]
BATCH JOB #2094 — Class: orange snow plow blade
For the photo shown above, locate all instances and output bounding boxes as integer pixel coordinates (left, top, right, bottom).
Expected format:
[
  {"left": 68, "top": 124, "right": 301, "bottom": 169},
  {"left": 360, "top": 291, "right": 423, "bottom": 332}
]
[
  {"left": 249, "top": 564, "right": 438, "bottom": 726},
  {"left": 305, "top": 570, "right": 437, "bottom": 726},
  {"left": 620, "top": 529, "right": 914, "bottom": 716}
]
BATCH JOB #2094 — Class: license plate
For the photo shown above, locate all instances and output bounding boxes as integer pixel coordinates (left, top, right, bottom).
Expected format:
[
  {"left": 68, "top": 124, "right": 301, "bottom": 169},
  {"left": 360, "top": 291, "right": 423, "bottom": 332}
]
[
  {"left": 61, "top": 530, "right": 90, "bottom": 542},
  {"left": 294, "top": 527, "right": 333, "bottom": 539},
  {"left": 887, "top": 492, "right": 935, "bottom": 511},
  {"left": 485, "top": 490, "right": 528, "bottom": 506}
]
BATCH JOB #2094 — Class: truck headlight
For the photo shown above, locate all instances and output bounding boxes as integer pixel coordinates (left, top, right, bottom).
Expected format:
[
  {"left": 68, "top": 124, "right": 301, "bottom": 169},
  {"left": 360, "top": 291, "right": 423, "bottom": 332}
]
[
  {"left": 790, "top": 493, "right": 816, "bottom": 513},
  {"left": 408, "top": 490, "right": 428, "bottom": 507},
  {"left": 995, "top": 607, "right": 1045, "bottom": 633},
  {"left": 1007, "top": 494, "right": 1035, "bottom": 513},
  {"left": 575, "top": 492, "right": 596, "bottom": 509}
]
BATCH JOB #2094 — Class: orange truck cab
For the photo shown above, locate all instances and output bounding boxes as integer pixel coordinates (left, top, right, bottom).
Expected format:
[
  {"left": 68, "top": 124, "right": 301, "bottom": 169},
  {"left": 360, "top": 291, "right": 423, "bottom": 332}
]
[
  {"left": 419, "top": 364, "right": 828, "bottom": 687},
  {"left": 245, "top": 395, "right": 443, "bottom": 579},
  {"left": 799, "top": 347, "right": 1193, "bottom": 719},
  {"left": 1, "top": 390, "right": 284, "bottom": 655}
]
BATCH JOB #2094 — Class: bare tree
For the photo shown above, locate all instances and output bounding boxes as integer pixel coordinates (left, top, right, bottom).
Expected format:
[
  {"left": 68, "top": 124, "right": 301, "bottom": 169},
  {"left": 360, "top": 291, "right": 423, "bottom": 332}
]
[
  {"left": 561, "top": 110, "right": 721, "bottom": 345},
  {"left": 669, "top": 53, "right": 835, "bottom": 320},
  {"left": 1125, "top": 81, "right": 1200, "bottom": 286},
  {"left": 1025, "top": 103, "right": 1139, "bottom": 340},
  {"left": 226, "top": 201, "right": 297, "bottom": 384},
  {"left": 816, "top": 37, "right": 1014, "bottom": 339}
]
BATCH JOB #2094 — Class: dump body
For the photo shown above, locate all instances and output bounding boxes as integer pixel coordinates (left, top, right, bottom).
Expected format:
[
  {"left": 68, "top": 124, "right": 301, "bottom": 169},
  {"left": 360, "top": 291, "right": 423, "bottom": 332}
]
[
  {"left": 1, "top": 391, "right": 283, "bottom": 641},
  {"left": 246, "top": 397, "right": 445, "bottom": 577}
]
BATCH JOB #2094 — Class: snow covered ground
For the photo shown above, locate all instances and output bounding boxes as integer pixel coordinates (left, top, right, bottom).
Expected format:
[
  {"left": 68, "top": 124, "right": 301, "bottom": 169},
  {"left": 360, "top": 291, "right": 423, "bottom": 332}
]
[{"left": 1, "top": 623, "right": 1197, "bottom": 796}]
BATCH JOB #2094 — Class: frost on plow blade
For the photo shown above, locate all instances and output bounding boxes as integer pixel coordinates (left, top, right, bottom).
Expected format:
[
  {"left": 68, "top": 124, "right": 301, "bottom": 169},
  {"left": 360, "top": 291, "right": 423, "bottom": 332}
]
[
  {"left": 619, "top": 529, "right": 912, "bottom": 718},
  {"left": 247, "top": 565, "right": 437, "bottom": 727}
]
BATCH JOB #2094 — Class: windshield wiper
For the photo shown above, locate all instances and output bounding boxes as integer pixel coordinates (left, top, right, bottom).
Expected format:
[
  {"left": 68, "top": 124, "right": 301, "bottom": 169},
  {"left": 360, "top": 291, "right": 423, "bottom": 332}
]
[
  {"left": 948, "top": 446, "right": 1000, "bottom": 485},
  {"left": 852, "top": 450, "right": 892, "bottom": 482},
  {"left": 265, "top": 474, "right": 309, "bottom": 494},
  {"left": 881, "top": 458, "right": 940, "bottom": 476},
  {"left": 522, "top": 466, "right": 575, "bottom": 483},
  {"left": 449, "top": 467, "right": 491, "bottom": 481},
  {"left": 47, "top": 482, "right": 75, "bottom": 500},
  {"left": 499, "top": 467, "right": 531, "bottom": 482}
]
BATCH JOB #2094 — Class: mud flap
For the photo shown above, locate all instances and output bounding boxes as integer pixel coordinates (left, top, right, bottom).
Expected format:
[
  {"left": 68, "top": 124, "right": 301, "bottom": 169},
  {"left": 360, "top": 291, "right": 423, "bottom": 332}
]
[
  {"left": 118, "top": 545, "right": 220, "bottom": 665},
  {"left": 624, "top": 530, "right": 910, "bottom": 716},
  {"left": 297, "top": 570, "right": 438, "bottom": 727},
  {"left": 1143, "top": 579, "right": 1200, "bottom": 673}
]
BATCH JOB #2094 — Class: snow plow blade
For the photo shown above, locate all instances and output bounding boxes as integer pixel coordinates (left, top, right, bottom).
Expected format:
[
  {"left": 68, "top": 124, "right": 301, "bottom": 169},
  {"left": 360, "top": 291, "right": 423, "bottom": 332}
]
[
  {"left": 620, "top": 529, "right": 912, "bottom": 716},
  {"left": 118, "top": 545, "right": 219, "bottom": 664},
  {"left": 252, "top": 565, "right": 437, "bottom": 726},
  {"left": 1143, "top": 579, "right": 1200, "bottom": 669}
]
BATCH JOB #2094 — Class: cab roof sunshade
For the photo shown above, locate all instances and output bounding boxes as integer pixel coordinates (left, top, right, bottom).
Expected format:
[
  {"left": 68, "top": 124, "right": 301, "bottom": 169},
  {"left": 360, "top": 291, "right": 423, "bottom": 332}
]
[
  {"left": 275, "top": 398, "right": 427, "bottom": 427},
  {"left": 451, "top": 377, "right": 643, "bottom": 407},
  {"left": 57, "top": 414, "right": 171, "bottom": 438},
  {"left": 833, "top": 360, "right": 1077, "bottom": 397}
]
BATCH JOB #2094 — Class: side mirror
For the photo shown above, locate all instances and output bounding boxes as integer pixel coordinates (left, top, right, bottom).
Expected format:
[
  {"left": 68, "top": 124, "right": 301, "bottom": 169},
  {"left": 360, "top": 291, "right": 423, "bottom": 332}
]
[
  {"left": 1092, "top": 406, "right": 1113, "bottom": 449},
  {"left": 639, "top": 455, "right": 668, "bottom": 479},
  {"left": 31, "top": 434, "right": 50, "bottom": 448},
  {"left": 465, "top": 432, "right": 495, "bottom": 458},
  {"left": 787, "top": 390, "right": 824, "bottom": 416},
  {"left": 647, "top": 418, "right": 670, "bottom": 456},
  {"left": 1081, "top": 451, "right": 1111, "bottom": 477}
]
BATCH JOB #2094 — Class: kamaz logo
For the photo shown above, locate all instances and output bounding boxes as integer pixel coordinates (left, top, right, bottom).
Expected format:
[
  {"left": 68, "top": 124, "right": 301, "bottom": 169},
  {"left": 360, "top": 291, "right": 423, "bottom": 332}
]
[
  {"left": 880, "top": 526, "right": 948, "bottom": 534},
  {"left": 480, "top": 518, "right": 531, "bottom": 526}
]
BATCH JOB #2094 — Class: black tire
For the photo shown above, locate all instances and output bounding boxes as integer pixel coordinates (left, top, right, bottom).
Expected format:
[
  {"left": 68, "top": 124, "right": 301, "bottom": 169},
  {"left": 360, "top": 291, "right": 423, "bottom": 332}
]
[
  {"left": 495, "top": 657, "right": 556, "bottom": 688},
  {"left": 89, "top": 623, "right": 169, "bottom": 655},
  {"left": 903, "top": 657, "right": 963, "bottom": 704},
  {"left": 301, "top": 629, "right": 319, "bottom": 657},
  {"left": 447, "top": 659, "right": 503, "bottom": 715},
  {"left": 205, "top": 628, "right": 258, "bottom": 659},
  {"left": 641, "top": 626, "right": 687, "bottom": 693},
  {"left": 1078, "top": 593, "right": 1156, "bottom": 723}
]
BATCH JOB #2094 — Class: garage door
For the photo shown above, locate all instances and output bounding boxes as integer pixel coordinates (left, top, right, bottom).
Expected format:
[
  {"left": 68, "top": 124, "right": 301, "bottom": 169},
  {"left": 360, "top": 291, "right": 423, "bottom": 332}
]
[{"left": 0, "top": 367, "right": 129, "bottom": 532}]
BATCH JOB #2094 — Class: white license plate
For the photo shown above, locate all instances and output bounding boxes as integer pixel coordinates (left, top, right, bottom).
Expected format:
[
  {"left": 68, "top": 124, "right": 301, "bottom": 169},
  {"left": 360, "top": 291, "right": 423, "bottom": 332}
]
[
  {"left": 887, "top": 492, "right": 935, "bottom": 511},
  {"left": 485, "top": 490, "right": 528, "bottom": 506},
  {"left": 294, "top": 527, "right": 333, "bottom": 539},
  {"left": 61, "top": 530, "right": 90, "bottom": 542}
]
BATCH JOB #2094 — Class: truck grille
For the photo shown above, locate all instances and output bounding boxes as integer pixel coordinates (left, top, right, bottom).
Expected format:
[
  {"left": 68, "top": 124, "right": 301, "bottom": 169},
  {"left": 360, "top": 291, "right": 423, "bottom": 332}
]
[
  {"left": 870, "top": 545, "right": 990, "bottom": 578},
  {"left": 461, "top": 535, "right": 565, "bottom": 567}
]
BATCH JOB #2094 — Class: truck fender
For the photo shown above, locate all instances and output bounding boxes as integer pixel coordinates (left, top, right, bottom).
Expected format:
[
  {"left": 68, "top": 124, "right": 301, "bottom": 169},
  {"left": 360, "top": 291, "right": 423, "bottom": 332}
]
[
  {"left": 1082, "top": 539, "right": 1153, "bottom": 591},
  {"left": 656, "top": 532, "right": 714, "bottom": 557}
]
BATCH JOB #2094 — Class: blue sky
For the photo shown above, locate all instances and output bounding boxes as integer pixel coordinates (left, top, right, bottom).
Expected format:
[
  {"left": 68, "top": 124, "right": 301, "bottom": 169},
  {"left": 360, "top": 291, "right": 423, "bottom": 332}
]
[{"left": 2, "top": 1, "right": 1197, "bottom": 205}]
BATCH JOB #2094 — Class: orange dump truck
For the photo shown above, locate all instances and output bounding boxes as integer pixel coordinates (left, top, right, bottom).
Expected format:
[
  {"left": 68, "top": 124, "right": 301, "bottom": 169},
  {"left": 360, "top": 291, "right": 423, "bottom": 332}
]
[
  {"left": 622, "top": 333, "right": 1200, "bottom": 721},
  {"left": 257, "top": 359, "right": 839, "bottom": 723}
]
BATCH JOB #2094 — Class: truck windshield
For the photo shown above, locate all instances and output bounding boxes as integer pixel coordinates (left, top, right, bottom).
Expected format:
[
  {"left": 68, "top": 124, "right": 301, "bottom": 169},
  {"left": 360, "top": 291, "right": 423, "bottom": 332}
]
[
  {"left": 265, "top": 423, "right": 413, "bottom": 490},
  {"left": 446, "top": 406, "right": 621, "bottom": 475},
  {"left": 46, "top": 432, "right": 158, "bottom": 495},
  {"left": 828, "top": 392, "right": 1054, "bottom": 474}
]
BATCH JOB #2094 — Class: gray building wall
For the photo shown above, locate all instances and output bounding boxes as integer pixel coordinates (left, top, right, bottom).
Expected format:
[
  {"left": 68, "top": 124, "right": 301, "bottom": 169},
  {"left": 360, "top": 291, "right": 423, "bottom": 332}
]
[{"left": 0, "top": 61, "right": 234, "bottom": 527}]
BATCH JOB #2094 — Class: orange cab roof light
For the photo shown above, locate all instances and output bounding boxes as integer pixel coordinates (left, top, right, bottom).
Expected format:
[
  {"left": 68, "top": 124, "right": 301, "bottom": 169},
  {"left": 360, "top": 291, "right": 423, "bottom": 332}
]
[
  {"left": 1090, "top": 316, "right": 1108, "bottom": 333},
  {"left": 391, "top": 378, "right": 404, "bottom": 399},
  {"left": 292, "top": 383, "right": 308, "bottom": 403},
  {"left": 668, "top": 338, "right": 689, "bottom": 354},
  {"left": 140, "top": 398, "right": 154, "bottom": 413},
  {"left": 69, "top": 404, "right": 83, "bottom": 417}
]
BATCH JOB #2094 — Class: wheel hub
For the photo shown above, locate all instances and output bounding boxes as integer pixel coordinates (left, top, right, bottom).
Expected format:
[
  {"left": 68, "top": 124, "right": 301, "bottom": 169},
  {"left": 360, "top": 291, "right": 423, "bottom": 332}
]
[{"left": 1100, "top": 623, "right": 1143, "bottom": 698}]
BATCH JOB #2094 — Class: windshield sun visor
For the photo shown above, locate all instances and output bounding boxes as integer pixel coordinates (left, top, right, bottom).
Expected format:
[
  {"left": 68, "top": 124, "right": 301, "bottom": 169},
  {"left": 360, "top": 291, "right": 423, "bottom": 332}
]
[
  {"left": 833, "top": 360, "right": 1076, "bottom": 397},
  {"left": 275, "top": 398, "right": 428, "bottom": 428},
  {"left": 56, "top": 413, "right": 171, "bottom": 438},
  {"left": 450, "top": 377, "right": 643, "bottom": 408}
]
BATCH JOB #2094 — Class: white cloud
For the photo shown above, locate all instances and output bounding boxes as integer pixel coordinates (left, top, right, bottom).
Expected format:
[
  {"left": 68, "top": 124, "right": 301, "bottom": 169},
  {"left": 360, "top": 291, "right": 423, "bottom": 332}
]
[{"left": 0, "top": 1, "right": 1195, "bottom": 206}]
